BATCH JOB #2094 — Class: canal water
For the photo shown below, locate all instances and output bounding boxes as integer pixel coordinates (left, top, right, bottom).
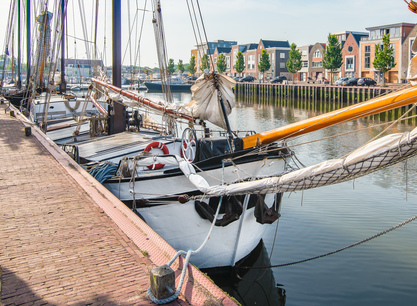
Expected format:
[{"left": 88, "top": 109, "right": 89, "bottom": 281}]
[{"left": 144, "top": 91, "right": 417, "bottom": 305}]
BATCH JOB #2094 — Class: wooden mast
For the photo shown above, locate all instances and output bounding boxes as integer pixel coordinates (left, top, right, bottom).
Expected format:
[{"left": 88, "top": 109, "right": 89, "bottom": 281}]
[{"left": 242, "top": 86, "right": 417, "bottom": 149}]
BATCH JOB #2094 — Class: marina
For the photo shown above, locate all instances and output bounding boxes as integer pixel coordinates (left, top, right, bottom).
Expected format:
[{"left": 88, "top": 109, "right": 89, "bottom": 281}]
[{"left": 2, "top": 0, "right": 417, "bottom": 305}]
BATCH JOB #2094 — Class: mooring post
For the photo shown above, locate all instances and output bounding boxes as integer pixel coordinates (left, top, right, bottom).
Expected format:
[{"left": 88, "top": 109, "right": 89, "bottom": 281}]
[{"left": 150, "top": 265, "right": 175, "bottom": 300}]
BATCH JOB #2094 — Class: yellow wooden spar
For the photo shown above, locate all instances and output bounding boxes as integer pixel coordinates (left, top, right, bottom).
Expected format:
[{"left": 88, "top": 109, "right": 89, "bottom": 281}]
[{"left": 242, "top": 86, "right": 417, "bottom": 149}]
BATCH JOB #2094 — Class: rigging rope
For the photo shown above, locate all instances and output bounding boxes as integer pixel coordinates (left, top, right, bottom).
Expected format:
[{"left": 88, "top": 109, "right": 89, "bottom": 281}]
[{"left": 237, "top": 212, "right": 417, "bottom": 270}]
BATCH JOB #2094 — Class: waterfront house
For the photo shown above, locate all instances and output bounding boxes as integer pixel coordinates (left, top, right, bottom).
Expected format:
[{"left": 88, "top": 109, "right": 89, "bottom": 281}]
[
  {"left": 309, "top": 42, "right": 326, "bottom": 82},
  {"left": 256, "top": 40, "right": 291, "bottom": 81},
  {"left": 340, "top": 32, "right": 369, "bottom": 79},
  {"left": 296, "top": 45, "right": 312, "bottom": 82},
  {"left": 359, "top": 23, "right": 415, "bottom": 83}
]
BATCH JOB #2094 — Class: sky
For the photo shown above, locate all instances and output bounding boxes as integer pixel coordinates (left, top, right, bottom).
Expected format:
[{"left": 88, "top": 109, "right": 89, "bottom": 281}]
[{"left": 1, "top": 0, "right": 417, "bottom": 68}]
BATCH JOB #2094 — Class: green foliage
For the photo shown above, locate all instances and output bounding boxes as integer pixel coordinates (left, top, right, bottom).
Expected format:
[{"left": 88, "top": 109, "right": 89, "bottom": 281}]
[
  {"left": 200, "top": 54, "right": 210, "bottom": 71},
  {"left": 188, "top": 56, "right": 196, "bottom": 75},
  {"left": 258, "top": 49, "right": 271, "bottom": 82},
  {"left": 373, "top": 33, "right": 396, "bottom": 85},
  {"left": 322, "top": 33, "right": 343, "bottom": 84},
  {"left": 216, "top": 54, "right": 227, "bottom": 73},
  {"left": 177, "top": 59, "right": 185, "bottom": 74},
  {"left": 286, "top": 43, "right": 302, "bottom": 78},
  {"left": 235, "top": 51, "right": 245, "bottom": 76},
  {"left": 167, "top": 58, "right": 175, "bottom": 76}
]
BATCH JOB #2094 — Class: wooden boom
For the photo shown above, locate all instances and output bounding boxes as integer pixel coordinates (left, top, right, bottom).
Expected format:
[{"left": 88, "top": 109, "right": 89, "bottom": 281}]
[
  {"left": 91, "top": 78, "right": 195, "bottom": 122},
  {"left": 242, "top": 86, "right": 417, "bottom": 149}
]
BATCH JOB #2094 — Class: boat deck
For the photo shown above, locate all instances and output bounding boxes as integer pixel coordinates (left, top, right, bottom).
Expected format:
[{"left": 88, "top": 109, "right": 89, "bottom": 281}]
[{"left": 0, "top": 100, "right": 236, "bottom": 305}]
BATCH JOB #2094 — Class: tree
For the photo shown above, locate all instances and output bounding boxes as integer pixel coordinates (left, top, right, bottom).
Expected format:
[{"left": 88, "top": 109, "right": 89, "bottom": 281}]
[
  {"left": 216, "top": 54, "right": 227, "bottom": 73},
  {"left": 322, "top": 33, "right": 343, "bottom": 85},
  {"left": 373, "top": 33, "right": 396, "bottom": 86},
  {"left": 177, "top": 59, "right": 185, "bottom": 74},
  {"left": 167, "top": 58, "right": 175, "bottom": 76},
  {"left": 258, "top": 49, "right": 271, "bottom": 82},
  {"left": 200, "top": 54, "right": 210, "bottom": 72},
  {"left": 188, "top": 56, "right": 196, "bottom": 76},
  {"left": 235, "top": 51, "right": 245, "bottom": 77},
  {"left": 286, "top": 43, "right": 302, "bottom": 84}
]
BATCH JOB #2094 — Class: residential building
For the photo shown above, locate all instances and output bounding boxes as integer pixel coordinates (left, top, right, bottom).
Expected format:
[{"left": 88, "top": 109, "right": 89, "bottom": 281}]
[
  {"left": 309, "top": 43, "right": 326, "bottom": 82},
  {"left": 212, "top": 47, "right": 232, "bottom": 74},
  {"left": 359, "top": 23, "right": 415, "bottom": 83},
  {"left": 230, "top": 43, "right": 257, "bottom": 77},
  {"left": 297, "top": 45, "right": 312, "bottom": 82},
  {"left": 194, "top": 40, "right": 237, "bottom": 74},
  {"left": 256, "top": 39, "right": 291, "bottom": 81},
  {"left": 340, "top": 32, "right": 368, "bottom": 79}
]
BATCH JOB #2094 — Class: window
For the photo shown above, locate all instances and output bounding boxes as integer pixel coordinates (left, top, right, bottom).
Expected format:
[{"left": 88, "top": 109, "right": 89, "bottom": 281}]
[
  {"left": 389, "top": 43, "right": 395, "bottom": 54},
  {"left": 411, "top": 39, "right": 415, "bottom": 59},
  {"left": 313, "top": 50, "right": 321, "bottom": 58},
  {"left": 280, "top": 62, "right": 286, "bottom": 68},
  {"left": 280, "top": 53, "right": 285, "bottom": 59},
  {"left": 312, "top": 61, "right": 322, "bottom": 68},
  {"left": 302, "top": 61, "right": 308, "bottom": 67},
  {"left": 365, "top": 45, "right": 371, "bottom": 69},
  {"left": 347, "top": 46, "right": 353, "bottom": 52},
  {"left": 346, "top": 57, "right": 354, "bottom": 70}
]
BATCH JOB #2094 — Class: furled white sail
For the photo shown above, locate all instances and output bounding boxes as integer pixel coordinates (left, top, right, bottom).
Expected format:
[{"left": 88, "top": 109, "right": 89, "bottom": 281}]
[{"left": 186, "top": 73, "right": 236, "bottom": 129}]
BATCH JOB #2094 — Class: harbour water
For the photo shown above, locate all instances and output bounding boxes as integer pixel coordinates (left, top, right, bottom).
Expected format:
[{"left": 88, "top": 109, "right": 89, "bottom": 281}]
[{"left": 141, "top": 91, "right": 417, "bottom": 306}]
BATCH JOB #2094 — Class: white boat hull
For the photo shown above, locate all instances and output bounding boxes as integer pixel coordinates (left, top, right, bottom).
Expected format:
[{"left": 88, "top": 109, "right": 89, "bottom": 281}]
[{"left": 138, "top": 194, "right": 279, "bottom": 268}]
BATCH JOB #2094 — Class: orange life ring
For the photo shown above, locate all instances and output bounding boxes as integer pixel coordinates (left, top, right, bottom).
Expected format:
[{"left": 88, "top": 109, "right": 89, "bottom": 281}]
[{"left": 144, "top": 142, "right": 169, "bottom": 170}]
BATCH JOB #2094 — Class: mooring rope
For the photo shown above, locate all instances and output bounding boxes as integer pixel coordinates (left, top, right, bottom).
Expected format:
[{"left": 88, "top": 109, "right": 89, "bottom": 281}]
[{"left": 237, "top": 213, "right": 417, "bottom": 270}]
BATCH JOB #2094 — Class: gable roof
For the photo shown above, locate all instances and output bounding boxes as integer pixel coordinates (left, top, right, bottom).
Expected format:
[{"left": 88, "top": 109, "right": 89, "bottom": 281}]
[{"left": 216, "top": 47, "right": 232, "bottom": 54}]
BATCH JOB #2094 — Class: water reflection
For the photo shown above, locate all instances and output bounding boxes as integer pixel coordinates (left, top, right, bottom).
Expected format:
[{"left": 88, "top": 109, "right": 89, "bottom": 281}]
[{"left": 205, "top": 241, "right": 286, "bottom": 306}]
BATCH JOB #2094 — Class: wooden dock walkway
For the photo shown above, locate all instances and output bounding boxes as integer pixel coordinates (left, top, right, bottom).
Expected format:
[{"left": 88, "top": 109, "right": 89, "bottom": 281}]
[{"left": 0, "top": 101, "right": 236, "bottom": 305}]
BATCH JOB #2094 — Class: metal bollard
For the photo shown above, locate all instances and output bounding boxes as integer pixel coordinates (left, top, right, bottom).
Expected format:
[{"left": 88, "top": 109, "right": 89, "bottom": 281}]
[{"left": 25, "top": 127, "right": 31, "bottom": 137}]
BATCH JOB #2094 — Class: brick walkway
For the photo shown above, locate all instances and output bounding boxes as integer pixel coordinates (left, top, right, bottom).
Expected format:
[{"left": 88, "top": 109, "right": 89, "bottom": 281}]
[{"left": 0, "top": 101, "right": 236, "bottom": 305}]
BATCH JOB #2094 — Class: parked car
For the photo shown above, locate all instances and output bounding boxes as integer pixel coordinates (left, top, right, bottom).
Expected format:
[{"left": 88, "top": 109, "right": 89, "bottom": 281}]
[
  {"left": 270, "top": 76, "right": 287, "bottom": 83},
  {"left": 342, "top": 78, "right": 359, "bottom": 86},
  {"left": 335, "top": 77, "right": 349, "bottom": 85},
  {"left": 239, "top": 76, "right": 255, "bottom": 82},
  {"left": 233, "top": 76, "right": 241, "bottom": 81},
  {"left": 357, "top": 77, "right": 377, "bottom": 86}
]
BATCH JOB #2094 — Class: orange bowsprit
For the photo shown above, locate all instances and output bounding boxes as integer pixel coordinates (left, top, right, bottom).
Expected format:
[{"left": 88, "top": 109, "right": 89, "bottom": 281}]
[{"left": 242, "top": 86, "right": 417, "bottom": 149}]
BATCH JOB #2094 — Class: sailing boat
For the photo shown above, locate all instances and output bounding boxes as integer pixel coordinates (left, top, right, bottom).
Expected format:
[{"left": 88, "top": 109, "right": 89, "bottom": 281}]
[{"left": 18, "top": 0, "right": 417, "bottom": 270}]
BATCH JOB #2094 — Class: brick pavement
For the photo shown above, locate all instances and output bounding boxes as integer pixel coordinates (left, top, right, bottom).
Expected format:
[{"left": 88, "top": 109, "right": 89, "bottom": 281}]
[{"left": 0, "top": 101, "right": 236, "bottom": 305}]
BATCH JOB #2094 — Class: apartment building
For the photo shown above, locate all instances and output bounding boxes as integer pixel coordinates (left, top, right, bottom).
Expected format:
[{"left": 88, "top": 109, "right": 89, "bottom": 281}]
[{"left": 359, "top": 23, "right": 415, "bottom": 83}]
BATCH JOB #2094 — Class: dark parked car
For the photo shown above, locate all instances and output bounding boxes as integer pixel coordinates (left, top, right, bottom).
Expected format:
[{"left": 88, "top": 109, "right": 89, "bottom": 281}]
[
  {"left": 357, "top": 77, "right": 377, "bottom": 86},
  {"left": 270, "top": 76, "right": 287, "bottom": 83},
  {"left": 239, "top": 76, "right": 255, "bottom": 82},
  {"left": 342, "top": 78, "right": 359, "bottom": 86}
]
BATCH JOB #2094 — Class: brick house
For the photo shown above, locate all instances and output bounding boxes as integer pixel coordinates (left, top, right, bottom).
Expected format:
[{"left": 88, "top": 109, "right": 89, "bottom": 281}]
[
  {"left": 230, "top": 43, "right": 258, "bottom": 77},
  {"left": 341, "top": 32, "right": 368, "bottom": 79},
  {"left": 309, "top": 42, "right": 326, "bottom": 82},
  {"left": 212, "top": 47, "right": 232, "bottom": 74},
  {"left": 359, "top": 23, "right": 415, "bottom": 83}
]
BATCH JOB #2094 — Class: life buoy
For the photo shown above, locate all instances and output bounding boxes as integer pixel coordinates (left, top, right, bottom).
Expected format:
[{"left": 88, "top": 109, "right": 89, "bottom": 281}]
[{"left": 144, "top": 142, "right": 169, "bottom": 170}]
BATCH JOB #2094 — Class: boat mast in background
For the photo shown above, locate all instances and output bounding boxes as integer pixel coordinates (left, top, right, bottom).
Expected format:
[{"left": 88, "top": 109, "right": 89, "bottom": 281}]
[
  {"left": 26, "top": 0, "right": 30, "bottom": 90},
  {"left": 59, "top": 0, "right": 66, "bottom": 93}
]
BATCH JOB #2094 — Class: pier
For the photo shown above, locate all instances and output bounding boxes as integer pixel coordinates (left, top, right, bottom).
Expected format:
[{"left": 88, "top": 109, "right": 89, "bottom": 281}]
[{"left": 0, "top": 101, "right": 236, "bottom": 305}]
